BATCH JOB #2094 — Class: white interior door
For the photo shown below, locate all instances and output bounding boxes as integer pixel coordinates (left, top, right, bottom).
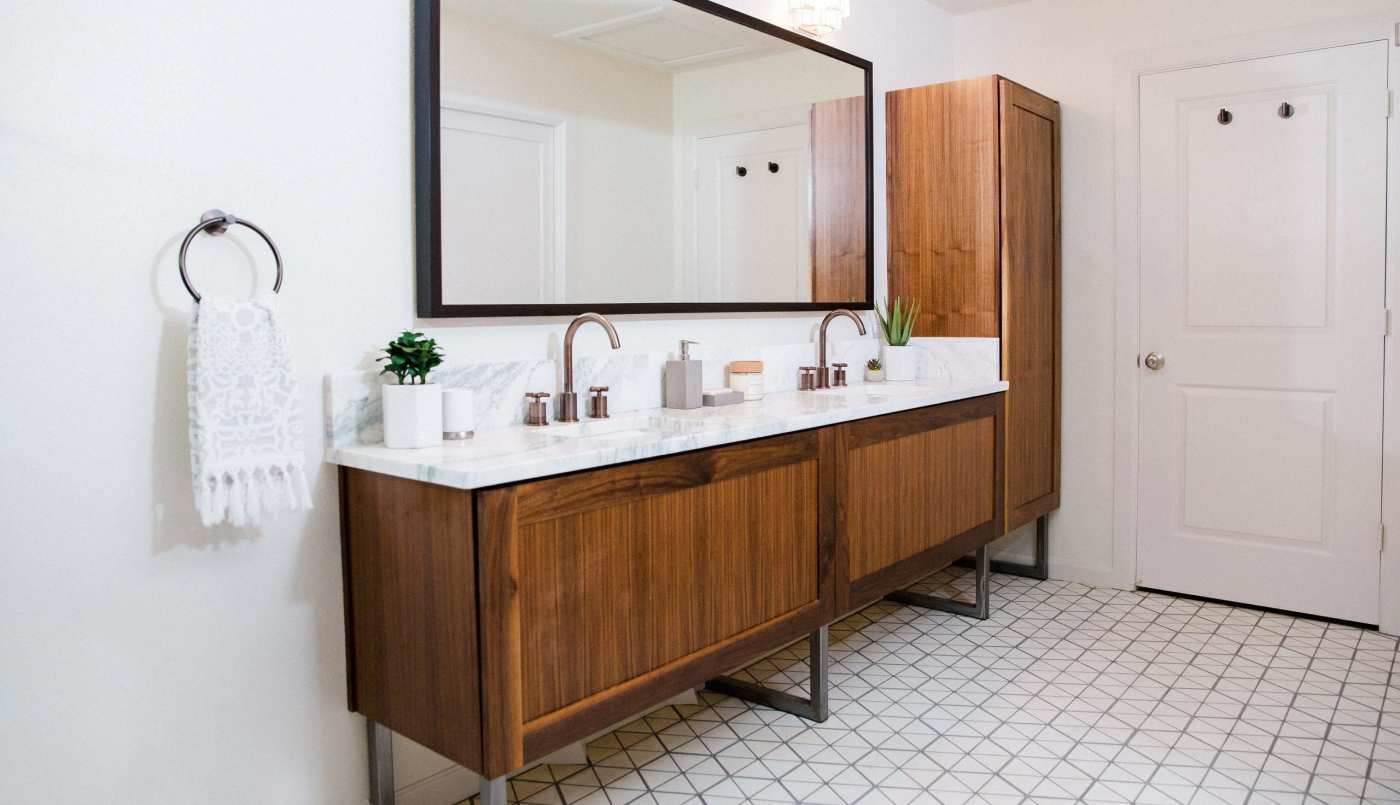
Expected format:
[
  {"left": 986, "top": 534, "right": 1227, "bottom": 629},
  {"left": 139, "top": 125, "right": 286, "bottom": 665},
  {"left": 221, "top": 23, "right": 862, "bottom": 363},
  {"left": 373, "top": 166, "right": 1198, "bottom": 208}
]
[
  {"left": 440, "top": 105, "right": 563, "bottom": 304},
  {"left": 694, "top": 124, "right": 811, "bottom": 303},
  {"left": 1136, "top": 42, "right": 1388, "bottom": 624}
]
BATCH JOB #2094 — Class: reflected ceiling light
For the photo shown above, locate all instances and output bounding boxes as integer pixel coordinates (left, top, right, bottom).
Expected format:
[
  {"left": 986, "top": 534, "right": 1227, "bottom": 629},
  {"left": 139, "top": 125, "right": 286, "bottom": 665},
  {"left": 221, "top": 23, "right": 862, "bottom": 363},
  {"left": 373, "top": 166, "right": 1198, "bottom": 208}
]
[{"left": 789, "top": 0, "right": 850, "bottom": 38}]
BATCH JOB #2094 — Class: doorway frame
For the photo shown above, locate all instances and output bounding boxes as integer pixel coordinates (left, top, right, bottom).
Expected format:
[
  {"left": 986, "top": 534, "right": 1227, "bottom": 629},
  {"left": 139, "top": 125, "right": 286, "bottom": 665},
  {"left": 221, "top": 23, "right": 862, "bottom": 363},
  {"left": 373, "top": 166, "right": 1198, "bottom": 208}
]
[{"left": 1111, "top": 15, "right": 1400, "bottom": 633}]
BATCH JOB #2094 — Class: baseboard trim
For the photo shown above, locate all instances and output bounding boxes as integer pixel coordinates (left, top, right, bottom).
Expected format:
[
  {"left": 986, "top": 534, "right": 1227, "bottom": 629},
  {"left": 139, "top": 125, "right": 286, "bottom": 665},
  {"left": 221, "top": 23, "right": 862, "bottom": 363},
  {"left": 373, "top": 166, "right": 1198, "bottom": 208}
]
[{"left": 1046, "top": 560, "right": 1127, "bottom": 589}]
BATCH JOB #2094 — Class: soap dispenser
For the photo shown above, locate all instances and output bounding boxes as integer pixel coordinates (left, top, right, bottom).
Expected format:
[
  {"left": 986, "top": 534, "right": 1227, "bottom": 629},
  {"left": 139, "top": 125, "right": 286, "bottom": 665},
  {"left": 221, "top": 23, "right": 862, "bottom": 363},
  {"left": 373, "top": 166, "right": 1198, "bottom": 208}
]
[{"left": 664, "top": 340, "right": 702, "bottom": 409}]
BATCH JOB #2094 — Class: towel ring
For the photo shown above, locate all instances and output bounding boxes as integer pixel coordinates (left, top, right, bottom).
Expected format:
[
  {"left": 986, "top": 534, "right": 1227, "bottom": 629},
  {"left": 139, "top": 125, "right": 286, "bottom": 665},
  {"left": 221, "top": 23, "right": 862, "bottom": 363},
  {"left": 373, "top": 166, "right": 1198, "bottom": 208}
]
[{"left": 178, "top": 209, "right": 283, "bottom": 302}]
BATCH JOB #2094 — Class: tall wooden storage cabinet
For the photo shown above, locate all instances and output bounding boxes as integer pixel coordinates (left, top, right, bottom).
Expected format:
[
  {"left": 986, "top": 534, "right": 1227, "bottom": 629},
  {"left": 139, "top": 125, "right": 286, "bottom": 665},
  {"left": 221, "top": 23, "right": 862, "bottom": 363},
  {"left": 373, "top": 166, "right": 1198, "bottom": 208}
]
[{"left": 887, "top": 75, "right": 1061, "bottom": 534}]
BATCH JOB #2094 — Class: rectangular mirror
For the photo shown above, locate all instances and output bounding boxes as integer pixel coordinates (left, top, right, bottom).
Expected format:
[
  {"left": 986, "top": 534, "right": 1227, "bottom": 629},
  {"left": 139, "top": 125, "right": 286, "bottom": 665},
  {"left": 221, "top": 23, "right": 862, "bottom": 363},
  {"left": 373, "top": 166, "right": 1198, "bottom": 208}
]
[{"left": 415, "top": 0, "right": 873, "bottom": 317}]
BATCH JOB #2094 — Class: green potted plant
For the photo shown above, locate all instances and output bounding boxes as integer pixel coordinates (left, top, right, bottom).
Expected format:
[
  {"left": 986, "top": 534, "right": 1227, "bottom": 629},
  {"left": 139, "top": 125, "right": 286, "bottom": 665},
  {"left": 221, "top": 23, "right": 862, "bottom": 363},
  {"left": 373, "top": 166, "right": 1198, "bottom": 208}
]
[
  {"left": 865, "top": 357, "right": 885, "bottom": 383},
  {"left": 875, "top": 297, "right": 921, "bottom": 381},
  {"left": 377, "top": 331, "right": 446, "bottom": 449}
]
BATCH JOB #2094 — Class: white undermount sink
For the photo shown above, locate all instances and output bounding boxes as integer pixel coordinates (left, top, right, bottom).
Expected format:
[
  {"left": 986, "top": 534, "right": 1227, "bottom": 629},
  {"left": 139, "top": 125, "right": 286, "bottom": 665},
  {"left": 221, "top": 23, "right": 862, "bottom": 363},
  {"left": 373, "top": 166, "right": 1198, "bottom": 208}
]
[
  {"left": 811, "top": 383, "right": 924, "bottom": 397},
  {"left": 549, "top": 415, "right": 699, "bottom": 442}
]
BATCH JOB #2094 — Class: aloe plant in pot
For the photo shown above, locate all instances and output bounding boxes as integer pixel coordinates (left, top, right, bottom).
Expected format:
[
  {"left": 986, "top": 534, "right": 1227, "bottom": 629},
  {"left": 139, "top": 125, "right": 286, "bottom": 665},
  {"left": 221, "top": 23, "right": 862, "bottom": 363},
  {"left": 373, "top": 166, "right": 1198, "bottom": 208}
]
[
  {"left": 378, "top": 331, "right": 446, "bottom": 449},
  {"left": 875, "top": 297, "right": 921, "bottom": 381}
]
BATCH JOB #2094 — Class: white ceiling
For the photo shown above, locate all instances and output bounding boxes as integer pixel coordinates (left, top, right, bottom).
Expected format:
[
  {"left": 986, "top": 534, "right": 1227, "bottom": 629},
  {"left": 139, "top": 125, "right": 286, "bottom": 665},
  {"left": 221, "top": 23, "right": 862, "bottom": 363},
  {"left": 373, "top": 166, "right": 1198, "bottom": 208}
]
[
  {"left": 444, "top": 0, "right": 789, "bottom": 72},
  {"left": 925, "top": 0, "right": 1031, "bottom": 14}
]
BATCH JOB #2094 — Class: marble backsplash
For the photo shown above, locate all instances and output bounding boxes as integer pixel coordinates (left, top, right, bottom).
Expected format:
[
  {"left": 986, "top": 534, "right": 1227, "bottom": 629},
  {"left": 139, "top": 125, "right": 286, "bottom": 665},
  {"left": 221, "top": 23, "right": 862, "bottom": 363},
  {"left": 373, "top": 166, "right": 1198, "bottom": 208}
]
[{"left": 325, "top": 337, "right": 998, "bottom": 448}]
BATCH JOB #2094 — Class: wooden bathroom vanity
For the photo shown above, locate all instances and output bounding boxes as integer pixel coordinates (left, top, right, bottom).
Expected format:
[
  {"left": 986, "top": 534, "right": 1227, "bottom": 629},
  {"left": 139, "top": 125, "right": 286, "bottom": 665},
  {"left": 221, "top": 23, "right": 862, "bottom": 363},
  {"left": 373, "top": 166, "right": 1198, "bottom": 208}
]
[{"left": 336, "top": 390, "right": 1004, "bottom": 788}]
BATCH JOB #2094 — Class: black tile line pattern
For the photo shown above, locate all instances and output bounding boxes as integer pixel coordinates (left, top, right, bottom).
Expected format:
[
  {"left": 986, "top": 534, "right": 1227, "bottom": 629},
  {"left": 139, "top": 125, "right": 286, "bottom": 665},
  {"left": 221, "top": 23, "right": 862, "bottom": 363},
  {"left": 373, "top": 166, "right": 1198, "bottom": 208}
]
[{"left": 462, "top": 568, "right": 1400, "bottom": 805}]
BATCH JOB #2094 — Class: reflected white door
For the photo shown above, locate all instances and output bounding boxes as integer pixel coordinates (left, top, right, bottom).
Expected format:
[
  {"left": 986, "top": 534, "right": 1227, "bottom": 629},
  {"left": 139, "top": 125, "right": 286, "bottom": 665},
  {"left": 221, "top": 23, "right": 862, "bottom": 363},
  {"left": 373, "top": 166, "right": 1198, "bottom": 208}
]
[
  {"left": 440, "top": 105, "right": 563, "bottom": 304},
  {"left": 695, "top": 124, "right": 811, "bottom": 303},
  {"left": 1136, "top": 42, "right": 1387, "bottom": 623}
]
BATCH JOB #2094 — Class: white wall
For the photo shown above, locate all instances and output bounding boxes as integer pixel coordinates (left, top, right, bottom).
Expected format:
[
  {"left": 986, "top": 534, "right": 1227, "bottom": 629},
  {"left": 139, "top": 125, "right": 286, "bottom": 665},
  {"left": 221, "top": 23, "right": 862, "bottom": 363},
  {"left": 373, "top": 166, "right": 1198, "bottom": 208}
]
[
  {"left": 0, "top": 1, "right": 953, "bottom": 804},
  {"left": 952, "top": 0, "right": 1400, "bottom": 584}
]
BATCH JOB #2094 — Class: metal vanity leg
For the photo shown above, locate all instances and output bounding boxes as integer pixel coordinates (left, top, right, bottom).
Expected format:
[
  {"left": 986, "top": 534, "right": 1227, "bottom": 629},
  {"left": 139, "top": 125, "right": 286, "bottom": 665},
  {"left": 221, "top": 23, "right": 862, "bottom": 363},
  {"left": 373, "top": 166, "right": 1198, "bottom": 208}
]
[
  {"left": 705, "top": 625, "right": 830, "bottom": 722},
  {"left": 367, "top": 720, "right": 394, "bottom": 805},
  {"left": 478, "top": 775, "right": 509, "bottom": 805},
  {"left": 888, "top": 545, "right": 991, "bottom": 620},
  {"left": 954, "top": 515, "right": 1049, "bottom": 580}
]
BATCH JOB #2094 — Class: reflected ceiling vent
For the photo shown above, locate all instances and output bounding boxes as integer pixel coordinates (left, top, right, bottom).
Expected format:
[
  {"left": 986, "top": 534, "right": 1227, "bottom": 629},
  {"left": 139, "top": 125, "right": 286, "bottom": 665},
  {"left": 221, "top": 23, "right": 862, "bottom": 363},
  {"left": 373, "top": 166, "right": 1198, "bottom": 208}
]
[{"left": 554, "top": 7, "right": 767, "bottom": 71}]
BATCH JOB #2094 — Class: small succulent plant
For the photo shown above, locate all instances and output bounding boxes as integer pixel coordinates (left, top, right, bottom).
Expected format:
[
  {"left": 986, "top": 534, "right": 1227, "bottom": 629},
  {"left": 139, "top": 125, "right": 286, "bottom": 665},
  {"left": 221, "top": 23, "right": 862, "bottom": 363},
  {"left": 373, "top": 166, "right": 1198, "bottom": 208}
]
[
  {"left": 875, "top": 297, "right": 921, "bottom": 347},
  {"left": 378, "top": 331, "right": 444, "bottom": 385},
  {"left": 866, "top": 357, "right": 882, "bottom": 371}
]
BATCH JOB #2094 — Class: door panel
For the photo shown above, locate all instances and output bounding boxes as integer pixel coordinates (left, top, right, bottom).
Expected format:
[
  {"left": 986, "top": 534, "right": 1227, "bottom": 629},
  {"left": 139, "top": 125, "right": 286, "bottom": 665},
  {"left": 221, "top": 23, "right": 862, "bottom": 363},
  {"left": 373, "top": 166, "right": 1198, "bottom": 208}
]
[
  {"left": 1136, "top": 43, "right": 1386, "bottom": 623},
  {"left": 1000, "top": 80, "right": 1061, "bottom": 527},
  {"left": 440, "top": 106, "right": 560, "bottom": 305},
  {"left": 695, "top": 124, "right": 811, "bottom": 302}
]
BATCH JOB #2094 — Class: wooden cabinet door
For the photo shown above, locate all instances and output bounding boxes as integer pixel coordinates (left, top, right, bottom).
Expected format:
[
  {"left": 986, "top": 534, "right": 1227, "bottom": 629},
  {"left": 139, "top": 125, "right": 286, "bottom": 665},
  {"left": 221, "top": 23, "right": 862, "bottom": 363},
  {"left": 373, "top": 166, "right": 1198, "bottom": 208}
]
[
  {"left": 999, "top": 80, "right": 1061, "bottom": 530},
  {"left": 886, "top": 75, "right": 1001, "bottom": 338},
  {"left": 834, "top": 395, "right": 1003, "bottom": 614},
  {"left": 475, "top": 431, "right": 831, "bottom": 776}
]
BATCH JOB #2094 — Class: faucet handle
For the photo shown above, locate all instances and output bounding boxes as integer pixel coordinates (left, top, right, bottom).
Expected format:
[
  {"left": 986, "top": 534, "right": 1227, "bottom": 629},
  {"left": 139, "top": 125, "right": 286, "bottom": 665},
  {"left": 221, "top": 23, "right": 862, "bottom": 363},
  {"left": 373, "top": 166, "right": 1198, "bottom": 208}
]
[
  {"left": 587, "top": 386, "right": 610, "bottom": 419},
  {"left": 798, "top": 366, "right": 818, "bottom": 391},
  {"left": 524, "top": 392, "right": 550, "bottom": 426},
  {"left": 832, "top": 363, "right": 849, "bottom": 387}
]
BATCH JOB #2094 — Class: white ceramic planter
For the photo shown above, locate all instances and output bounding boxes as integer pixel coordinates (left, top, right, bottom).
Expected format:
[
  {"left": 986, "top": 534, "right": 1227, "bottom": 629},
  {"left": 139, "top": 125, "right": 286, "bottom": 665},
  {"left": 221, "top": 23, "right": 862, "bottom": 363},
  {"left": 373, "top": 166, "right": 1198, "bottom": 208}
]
[
  {"left": 882, "top": 345, "right": 917, "bottom": 382},
  {"left": 865, "top": 367, "right": 885, "bottom": 383},
  {"left": 382, "top": 383, "right": 443, "bottom": 449}
]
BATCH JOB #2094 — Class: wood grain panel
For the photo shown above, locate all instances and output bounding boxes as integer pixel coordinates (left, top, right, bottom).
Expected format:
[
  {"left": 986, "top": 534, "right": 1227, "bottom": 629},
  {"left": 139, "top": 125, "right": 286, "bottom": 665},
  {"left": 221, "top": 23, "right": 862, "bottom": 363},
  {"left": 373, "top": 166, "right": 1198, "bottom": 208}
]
[
  {"left": 513, "top": 431, "right": 818, "bottom": 524},
  {"left": 886, "top": 75, "right": 1001, "bottom": 337},
  {"left": 516, "top": 458, "right": 819, "bottom": 721},
  {"left": 999, "top": 79, "right": 1062, "bottom": 528},
  {"left": 339, "top": 468, "right": 482, "bottom": 771},
  {"left": 475, "top": 486, "right": 525, "bottom": 778},
  {"left": 846, "top": 420, "right": 996, "bottom": 578},
  {"left": 811, "top": 95, "right": 868, "bottom": 303},
  {"left": 521, "top": 601, "right": 823, "bottom": 760},
  {"left": 840, "top": 400, "right": 998, "bottom": 581}
]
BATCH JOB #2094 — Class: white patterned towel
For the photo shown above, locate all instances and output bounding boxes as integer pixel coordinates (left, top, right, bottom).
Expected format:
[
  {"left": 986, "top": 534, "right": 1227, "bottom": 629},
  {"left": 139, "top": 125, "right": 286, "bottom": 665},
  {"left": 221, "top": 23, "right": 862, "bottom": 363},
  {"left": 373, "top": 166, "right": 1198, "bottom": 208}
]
[{"left": 188, "top": 295, "right": 312, "bottom": 527}]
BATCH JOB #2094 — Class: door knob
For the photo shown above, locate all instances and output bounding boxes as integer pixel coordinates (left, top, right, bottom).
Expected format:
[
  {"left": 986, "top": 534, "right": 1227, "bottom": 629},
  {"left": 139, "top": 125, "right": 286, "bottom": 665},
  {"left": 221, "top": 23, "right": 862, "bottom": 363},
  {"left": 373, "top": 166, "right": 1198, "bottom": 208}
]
[{"left": 1144, "top": 352, "right": 1166, "bottom": 371}]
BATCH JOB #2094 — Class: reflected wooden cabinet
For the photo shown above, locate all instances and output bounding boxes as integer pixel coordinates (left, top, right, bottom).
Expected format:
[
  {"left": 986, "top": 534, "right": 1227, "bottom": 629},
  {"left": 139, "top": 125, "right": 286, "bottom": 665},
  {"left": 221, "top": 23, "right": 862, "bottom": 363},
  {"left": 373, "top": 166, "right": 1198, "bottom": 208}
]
[
  {"left": 338, "top": 393, "right": 1002, "bottom": 781},
  {"left": 887, "top": 75, "right": 1061, "bottom": 532}
]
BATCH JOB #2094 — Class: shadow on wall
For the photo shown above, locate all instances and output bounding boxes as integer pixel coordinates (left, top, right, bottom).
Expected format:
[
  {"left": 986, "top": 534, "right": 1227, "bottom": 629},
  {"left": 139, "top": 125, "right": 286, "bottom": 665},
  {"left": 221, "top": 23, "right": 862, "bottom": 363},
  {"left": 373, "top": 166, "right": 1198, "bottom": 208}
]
[{"left": 148, "top": 226, "right": 263, "bottom": 554}]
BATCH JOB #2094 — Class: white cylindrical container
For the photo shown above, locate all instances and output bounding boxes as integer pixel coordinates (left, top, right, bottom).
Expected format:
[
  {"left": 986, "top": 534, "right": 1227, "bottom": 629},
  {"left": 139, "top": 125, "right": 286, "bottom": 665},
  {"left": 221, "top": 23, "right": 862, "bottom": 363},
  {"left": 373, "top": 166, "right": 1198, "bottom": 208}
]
[
  {"left": 442, "top": 388, "right": 475, "bottom": 441},
  {"left": 382, "top": 383, "right": 443, "bottom": 449},
  {"left": 882, "top": 345, "right": 917, "bottom": 382},
  {"left": 727, "top": 361, "right": 765, "bottom": 400}
]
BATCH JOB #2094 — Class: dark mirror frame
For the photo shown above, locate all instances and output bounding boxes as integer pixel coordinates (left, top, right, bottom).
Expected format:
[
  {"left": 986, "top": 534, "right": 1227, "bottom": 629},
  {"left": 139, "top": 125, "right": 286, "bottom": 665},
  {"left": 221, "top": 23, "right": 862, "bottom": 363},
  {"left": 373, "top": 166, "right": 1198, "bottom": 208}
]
[{"left": 414, "top": 0, "right": 875, "bottom": 318}]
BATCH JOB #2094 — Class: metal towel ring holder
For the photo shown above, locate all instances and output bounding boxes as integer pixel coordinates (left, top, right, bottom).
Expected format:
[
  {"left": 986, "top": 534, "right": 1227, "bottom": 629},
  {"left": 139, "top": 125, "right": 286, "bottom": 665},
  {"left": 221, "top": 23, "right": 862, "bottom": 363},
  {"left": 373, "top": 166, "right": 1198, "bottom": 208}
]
[{"left": 178, "top": 209, "right": 283, "bottom": 302}]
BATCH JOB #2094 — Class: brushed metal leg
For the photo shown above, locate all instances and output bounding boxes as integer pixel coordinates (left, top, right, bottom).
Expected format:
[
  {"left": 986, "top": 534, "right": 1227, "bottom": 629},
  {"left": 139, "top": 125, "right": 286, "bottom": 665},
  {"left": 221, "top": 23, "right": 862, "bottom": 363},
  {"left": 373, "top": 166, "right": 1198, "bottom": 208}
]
[
  {"left": 479, "top": 775, "right": 509, "bottom": 805},
  {"left": 888, "top": 545, "right": 991, "bottom": 620},
  {"left": 705, "top": 626, "right": 829, "bottom": 722},
  {"left": 367, "top": 720, "right": 394, "bottom": 805},
  {"left": 954, "top": 516, "right": 1049, "bottom": 580}
]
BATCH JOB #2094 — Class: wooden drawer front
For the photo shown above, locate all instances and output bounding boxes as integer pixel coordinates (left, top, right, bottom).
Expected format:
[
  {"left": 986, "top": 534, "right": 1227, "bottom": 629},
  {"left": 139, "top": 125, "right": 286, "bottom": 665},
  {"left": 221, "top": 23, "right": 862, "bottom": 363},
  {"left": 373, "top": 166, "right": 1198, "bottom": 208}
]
[
  {"left": 842, "top": 404, "right": 997, "bottom": 581},
  {"left": 517, "top": 459, "right": 818, "bottom": 720},
  {"left": 474, "top": 429, "right": 824, "bottom": 743}
]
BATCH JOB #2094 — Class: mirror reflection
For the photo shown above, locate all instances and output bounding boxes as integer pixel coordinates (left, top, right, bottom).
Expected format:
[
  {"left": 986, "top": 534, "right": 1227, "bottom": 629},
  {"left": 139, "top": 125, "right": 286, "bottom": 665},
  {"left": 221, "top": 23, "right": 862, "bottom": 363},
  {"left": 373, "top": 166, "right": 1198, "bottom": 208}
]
[{"left": 435, "top": 0, "right": 869, "bottom": 308}]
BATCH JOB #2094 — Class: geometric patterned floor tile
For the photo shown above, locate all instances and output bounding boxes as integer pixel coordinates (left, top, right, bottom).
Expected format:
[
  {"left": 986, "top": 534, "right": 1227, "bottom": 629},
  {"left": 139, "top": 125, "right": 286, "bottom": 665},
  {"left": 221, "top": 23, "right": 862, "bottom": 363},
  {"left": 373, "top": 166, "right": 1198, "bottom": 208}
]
[{"left": 462, "top": 568, "right": 1400, "bottom": 805}]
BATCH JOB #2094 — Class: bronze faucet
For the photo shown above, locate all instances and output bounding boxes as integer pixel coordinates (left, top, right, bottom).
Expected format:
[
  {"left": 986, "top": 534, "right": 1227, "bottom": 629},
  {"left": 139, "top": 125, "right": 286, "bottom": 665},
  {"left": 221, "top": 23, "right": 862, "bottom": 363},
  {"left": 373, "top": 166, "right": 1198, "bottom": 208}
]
[
  {"left": 815, "top": 309, "right": 867, "bottom": 389},
  {"left": 559, "top": 312, "right": 622, "bottom": 422}
]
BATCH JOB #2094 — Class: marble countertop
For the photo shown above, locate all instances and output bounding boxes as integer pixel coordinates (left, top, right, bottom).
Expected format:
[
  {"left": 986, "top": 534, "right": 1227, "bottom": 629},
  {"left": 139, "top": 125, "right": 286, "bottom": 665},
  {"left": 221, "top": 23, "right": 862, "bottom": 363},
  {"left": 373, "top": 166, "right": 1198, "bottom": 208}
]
[{"left": 327, "top": 378, "right": 1008, "bottom": 490}]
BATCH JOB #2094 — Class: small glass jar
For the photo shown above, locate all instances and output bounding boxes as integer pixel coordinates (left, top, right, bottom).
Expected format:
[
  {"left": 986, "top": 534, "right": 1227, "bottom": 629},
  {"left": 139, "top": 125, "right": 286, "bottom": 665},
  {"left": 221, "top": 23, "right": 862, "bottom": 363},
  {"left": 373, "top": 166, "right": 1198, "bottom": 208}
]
[{"left": 728, "top": 361, "right": 764, "bottom": 400}]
